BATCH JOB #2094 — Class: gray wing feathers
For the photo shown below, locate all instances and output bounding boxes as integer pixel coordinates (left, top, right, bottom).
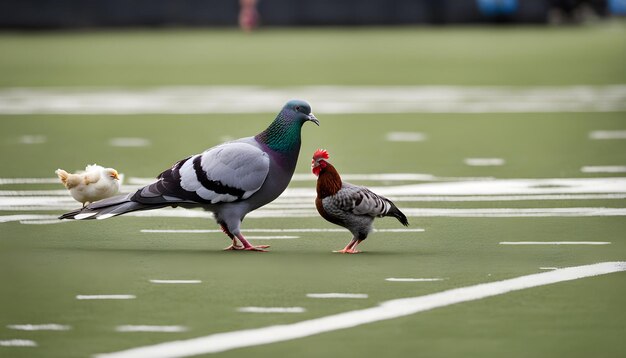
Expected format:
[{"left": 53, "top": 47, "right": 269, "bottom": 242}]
[
  {"left": 324, "top": 183, "right": 392, "bottom": 218},
  {"left": 179, "top": 142, "right": 270, "bottom": 203}
]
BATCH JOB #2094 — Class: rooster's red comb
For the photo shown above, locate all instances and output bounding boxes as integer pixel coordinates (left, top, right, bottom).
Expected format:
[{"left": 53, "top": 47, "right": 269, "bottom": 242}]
[{"left": 313, "top": 149, "right": 330, "bottom": 161}]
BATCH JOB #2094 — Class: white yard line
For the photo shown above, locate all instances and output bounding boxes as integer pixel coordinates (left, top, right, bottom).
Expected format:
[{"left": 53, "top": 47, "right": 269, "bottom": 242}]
[
  {"left": 539, "top": 267, "right": 559, "bottom": 270},
  {"left": 109, "top": 138, "right": 151, "bottom": 147},
  {"left": 116, "top": 326, "right": 188, "bottom": 333},
  {"left": 237, "top": 307, "right": 306, "bottom": 314},
  {"left": 140, "top": 229, "right": 424, "bottom": 234},
  {"left": 401, "top": 208, "right": 626, "bottom": 217},
  {"left": 2, "top": 208, "right": 626, "bottom": 221},
  {"left": 581, "top": 166, "right": 626, "bottom": 173},
  {"left": 0, "top": 178, "right": 59, "bottom": 185},
  {"left": 385, "top": 132, "right": 427, "bottom": 142},
  {"left": 2, "top": 85, "right": 626, "bottom": 114},
  {"left": 306, "top": 293, "right": 369, "bottom": 299},
  {"left": 7, "top": 324, "right": 71, "bottom": 331},
  {"left": 149, "top": 280, "right": 202, "bottom": 284},
  {"left": 94, "top": 261, "right": 626, "bottom": 358},
  {"left": 500, "top": 241, "right": 611, "bottom": 245},
  {"left": 388, "top": 194, "right": 626, "bottom": 202},
  {"left": 244, "top": 236, "right": 299, "bottom": 240},
  {"left": 76, "top": 295, "right": 136, "bottom": 300},
  {"left": 589, "top": 130, "right": 626, "bottom": 140},
  {"left": 19, "top": 135, "right": 46, "bottom": 144},
  {"left": 0, "top": 339, "right": 37, "bottom": 347},
  {"left": 385, "top": 278, "right": 444, "bottom": 282},
  {"left": 0, "top": 214, "right": 59, "bottom": 223},
  {"left": 464, "top": 158, "right": 505, "bottom": 166}
]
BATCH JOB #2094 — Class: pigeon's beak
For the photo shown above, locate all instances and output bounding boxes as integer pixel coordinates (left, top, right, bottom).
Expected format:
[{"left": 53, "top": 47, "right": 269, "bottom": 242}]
[{"left": 307, "top": 113, "right": 320, "bottom": 126}]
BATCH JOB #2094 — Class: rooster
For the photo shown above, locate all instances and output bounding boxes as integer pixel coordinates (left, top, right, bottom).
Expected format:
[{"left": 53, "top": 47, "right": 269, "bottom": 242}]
[
  {"left": 55, "top": 164, "right": 121, "bottom": 207},
  {"left": 59, "top": 100, "right": 319, "bottom": 252},
  {"left": 312, "top": 149, "right": 409, "bottom": 253}
]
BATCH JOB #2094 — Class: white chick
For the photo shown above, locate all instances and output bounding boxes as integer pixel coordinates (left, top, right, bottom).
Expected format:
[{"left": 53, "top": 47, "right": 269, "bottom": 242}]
[{"left": 55, "top": 164, "right": 121, "bottom": 207}]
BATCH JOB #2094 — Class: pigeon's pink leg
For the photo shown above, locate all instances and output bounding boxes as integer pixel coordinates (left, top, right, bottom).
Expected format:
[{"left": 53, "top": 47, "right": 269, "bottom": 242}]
[
  {"left": 221, "top": 224, "right": 243, "bottom": 251},
  {"left": 236, "top": 233, "right": 270, "bottom": 252},
  {"left": 333, "top": 238, "right": 361, "bottom": 254}
]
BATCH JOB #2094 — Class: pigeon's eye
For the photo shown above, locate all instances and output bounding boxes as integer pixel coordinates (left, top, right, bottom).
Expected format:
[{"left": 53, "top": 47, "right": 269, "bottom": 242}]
[{"left": 295, "top": 105, "right": 301, "bottom": 111}]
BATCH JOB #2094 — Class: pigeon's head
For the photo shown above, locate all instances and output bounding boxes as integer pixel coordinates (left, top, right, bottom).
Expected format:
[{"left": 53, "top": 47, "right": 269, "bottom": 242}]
[
  {"left": 281, "top": 99, "right": 319, "bottom": 127},
  {"left": 311, "top": 148, "right": 330, "bottom": 177},
  {"left": 257, "top": 100, "right": 319, "bottom": 152}
]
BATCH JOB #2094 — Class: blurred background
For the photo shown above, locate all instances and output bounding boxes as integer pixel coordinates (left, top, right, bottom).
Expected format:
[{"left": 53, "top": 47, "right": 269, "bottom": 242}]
[{"left": 0, "top": 0, "right": 625, "bottom": 29}]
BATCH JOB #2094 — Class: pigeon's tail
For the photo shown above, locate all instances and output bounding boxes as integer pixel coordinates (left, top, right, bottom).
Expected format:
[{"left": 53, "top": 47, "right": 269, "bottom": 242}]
[
  {"left": 59, "top": 193, "right": 164, "bottom": 220},
  {"left": 387, "top": 203, "right": 409, "bottom": 227}
]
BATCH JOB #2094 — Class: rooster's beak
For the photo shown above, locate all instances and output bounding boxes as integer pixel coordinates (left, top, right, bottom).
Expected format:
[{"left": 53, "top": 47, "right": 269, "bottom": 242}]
[{"left": 307, "top": 113, "right": 320, "bottom": 126}]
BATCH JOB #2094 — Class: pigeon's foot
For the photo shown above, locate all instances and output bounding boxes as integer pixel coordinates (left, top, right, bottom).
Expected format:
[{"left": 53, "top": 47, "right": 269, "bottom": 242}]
[
  {"left": 244, "top": 245, "right": 270, "bottom": 252},
  {"left": 236, "top": 234, "right": 270, "bottom": 252},
  {"left": 223, "top": 238, "right": 243, "bottom": 251}
]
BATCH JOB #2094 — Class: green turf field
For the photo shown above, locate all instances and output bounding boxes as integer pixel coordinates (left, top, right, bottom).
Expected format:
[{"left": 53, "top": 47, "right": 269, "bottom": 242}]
[{"left": 1, "top": 25, "right": 625, "bottom": 358}]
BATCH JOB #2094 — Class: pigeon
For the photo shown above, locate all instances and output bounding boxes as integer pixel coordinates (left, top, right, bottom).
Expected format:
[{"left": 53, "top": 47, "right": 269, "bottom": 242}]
[
  {"left": 55, "top": 164, "right": 121, "bottom": 207},
  {"left": 60, "top": 100, "right": 319, "bottom": 252},
  {"left": 312, "top": 149, "right": 408, "bottom": 253}
]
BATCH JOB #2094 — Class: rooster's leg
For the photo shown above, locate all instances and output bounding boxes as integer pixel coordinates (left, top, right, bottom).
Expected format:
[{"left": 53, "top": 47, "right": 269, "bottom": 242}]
[
  {"left": 333, "top": 238, "right": 360, "bottom": 254},
  {"left": 236, "top": 233, "right": 270, "bottom": 252}
]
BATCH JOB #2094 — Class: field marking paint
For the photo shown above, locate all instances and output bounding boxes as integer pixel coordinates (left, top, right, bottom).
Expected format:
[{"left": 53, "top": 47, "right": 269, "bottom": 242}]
[
  {"left": 500, "top": 241, "right": 611, "bottom": 245},
  {"left": 3, "top": 208, "right": 626, "bottom": 221},
  {"left": 116, "top": 326, "right": 188, "bottom": 333},
  {"left": 581, "top": 166, "right": 626, "bottom": 173},
  {"left": 19, "top": 219, "right": 68, "bottom": 225},
  {"left": 0, "top": 215, "right": 59, "bottom": 223},
  {"left": 2, "top": 85, "right": 626, "bottom": 114},
  {"left": 6, "top": 192, "right": 625, "bottom": 201},
  {"left": 0, "top": 339, "right": 37, "bottom": 347},
  {"left": 0, "top": 178, "right": 59, "bottom": 185},
  {"left": 385, "top": 278, "right": 444, "bottom": 282},
  {"left": 464, "top": 158, "right": 505, "bottom": 166},
  {"left": 589, "top": 130, "right": 626, "bottom": 140},
  {"left": 244, "top": 236, "right": 299, "bottom": 240},
  {"left": 306, "top": 293, "right": 369, "bottom": 299},
  {"left": 237, "top": 307, "right": 306, "bottom": 314},
  {"left": 388, "top": 194, "right": 626, "bottom": 202},
  {"left": 7, "top": 324, "right": 71, "bottom": 331},
  {"left": 149, "top": 280, "right": 202, "bottom": 284},
  {"left": 19, "top": 135, "right": 46, "bottom": 144},
  {"left": 76, "top": 295, "right": 136, "bottom": 300},
  {"left": 386, "top": 132, "right": 427, "bottom": 142},
  {"left": 109, "top": 138, "right": 151, "bottom": 147},
  {"left": 401, "top": 208, "right": 626, "bottom": 217},
  {"left": 94, "top": 262, "right": 626, "bottom": 358},
  {"left": 540, "top": 267, "right": 559, "bottom": 270},
  {"left": 140, "top": 229, "right": 424, "bottom": 234}
]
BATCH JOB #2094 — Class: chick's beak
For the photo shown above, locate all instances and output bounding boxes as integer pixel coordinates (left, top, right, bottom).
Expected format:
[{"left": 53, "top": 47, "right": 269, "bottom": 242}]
[
  {"left": 307, "top": 113, "right": 320, "bottom": 126},
  {"left": 110, "top": 171, "right": 120, "bottom": 180}
]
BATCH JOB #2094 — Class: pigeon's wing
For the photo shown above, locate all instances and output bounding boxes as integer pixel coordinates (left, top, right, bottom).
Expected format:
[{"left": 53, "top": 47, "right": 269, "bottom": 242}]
[
  {"left": 324, "top": 183, "right": 392, "bottom": 218},
  {"left": 134, "top": 142, "right": 270, "bottom": 205}
]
